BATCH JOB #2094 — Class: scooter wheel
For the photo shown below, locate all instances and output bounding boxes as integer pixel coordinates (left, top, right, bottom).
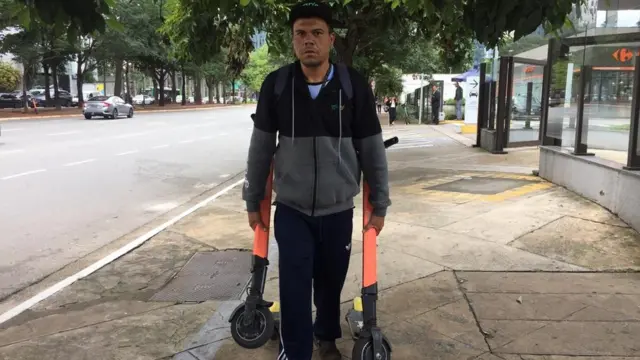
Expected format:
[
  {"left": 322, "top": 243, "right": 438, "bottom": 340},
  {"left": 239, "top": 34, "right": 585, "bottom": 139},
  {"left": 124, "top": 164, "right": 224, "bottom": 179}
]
[
  {"left": 352, "top": 337, "right": 391, "bottom": 360},
  {"left": 230, "top": 307, "right": 275, "bottom": 349}
]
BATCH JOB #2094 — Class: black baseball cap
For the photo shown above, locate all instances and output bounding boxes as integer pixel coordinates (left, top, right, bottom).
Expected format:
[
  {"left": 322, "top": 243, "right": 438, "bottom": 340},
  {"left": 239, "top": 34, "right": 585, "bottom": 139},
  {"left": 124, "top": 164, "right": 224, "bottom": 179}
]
[{"left": 288, "top": 1, "right": 334, "bottom": 27}]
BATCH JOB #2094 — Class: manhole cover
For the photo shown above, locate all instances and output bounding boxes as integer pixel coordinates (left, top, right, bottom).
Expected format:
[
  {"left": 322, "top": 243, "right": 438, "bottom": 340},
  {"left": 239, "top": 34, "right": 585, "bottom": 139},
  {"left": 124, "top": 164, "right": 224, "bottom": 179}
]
[
  {"left": 150, "top": 251, "right": 251, "bottom": 302},
  {"left": 426, "top": 177, "right": 535, "bottom": 195}
]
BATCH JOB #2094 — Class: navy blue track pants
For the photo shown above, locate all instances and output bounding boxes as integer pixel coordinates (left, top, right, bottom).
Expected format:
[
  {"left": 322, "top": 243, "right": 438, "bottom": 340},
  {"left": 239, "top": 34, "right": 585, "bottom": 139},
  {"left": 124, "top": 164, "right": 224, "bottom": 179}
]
[{"left": 274, "top": 203, "right": 353, "bottom": 360}]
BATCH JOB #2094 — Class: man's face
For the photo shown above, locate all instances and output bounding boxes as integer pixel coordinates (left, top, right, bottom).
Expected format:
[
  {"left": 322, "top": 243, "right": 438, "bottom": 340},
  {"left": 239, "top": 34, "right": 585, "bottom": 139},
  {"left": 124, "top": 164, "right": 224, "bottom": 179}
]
[
  {"left": 292, "top": 17, "right": 334, "bottom": 68},
  {"left": 432, "top": 86, "right": 437, "bottom": 92}
]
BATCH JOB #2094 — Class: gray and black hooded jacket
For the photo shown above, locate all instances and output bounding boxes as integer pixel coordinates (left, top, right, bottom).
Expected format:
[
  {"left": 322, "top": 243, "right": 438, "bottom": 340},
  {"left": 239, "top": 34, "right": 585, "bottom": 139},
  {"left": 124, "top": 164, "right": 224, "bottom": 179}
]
[{"left": 242, "top": 61, "right": 390, "bottom": 217}]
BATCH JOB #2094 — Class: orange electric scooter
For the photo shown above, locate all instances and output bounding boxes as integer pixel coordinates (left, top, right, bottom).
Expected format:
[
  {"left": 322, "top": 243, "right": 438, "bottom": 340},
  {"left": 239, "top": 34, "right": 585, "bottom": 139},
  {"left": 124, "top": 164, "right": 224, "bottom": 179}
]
[
  {"left": 229, "top": 114, "right": 280, "bottom": 348},
  {"left": 346, "top": 136, "right": 398, "bottom": 360}
]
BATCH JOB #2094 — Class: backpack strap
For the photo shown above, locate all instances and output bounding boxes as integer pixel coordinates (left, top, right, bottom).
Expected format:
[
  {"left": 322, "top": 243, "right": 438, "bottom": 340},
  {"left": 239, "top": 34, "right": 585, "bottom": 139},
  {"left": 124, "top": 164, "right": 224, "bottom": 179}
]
[
  {"left": 274, "top": 64, "right": 293, "bottom": 101},
  {"left": 335, "top": 63, "right": 353, "bottom": 100},
  {"left": 274, "top": 62, "right": 353, "bottom": 101}
]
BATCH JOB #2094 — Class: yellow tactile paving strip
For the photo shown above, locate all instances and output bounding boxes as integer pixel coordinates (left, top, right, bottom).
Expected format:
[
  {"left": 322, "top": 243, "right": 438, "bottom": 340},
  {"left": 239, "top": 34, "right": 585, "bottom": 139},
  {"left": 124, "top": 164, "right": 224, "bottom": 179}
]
[{"left": 398, "top": 172, "right": 554, "bottom": 202}]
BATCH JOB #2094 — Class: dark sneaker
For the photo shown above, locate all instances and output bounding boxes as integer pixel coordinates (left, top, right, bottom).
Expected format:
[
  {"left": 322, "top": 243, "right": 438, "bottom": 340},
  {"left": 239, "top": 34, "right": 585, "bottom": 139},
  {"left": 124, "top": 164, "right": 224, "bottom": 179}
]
[{"left": 316, "top": 339, "right": 342, "bottom": 360}]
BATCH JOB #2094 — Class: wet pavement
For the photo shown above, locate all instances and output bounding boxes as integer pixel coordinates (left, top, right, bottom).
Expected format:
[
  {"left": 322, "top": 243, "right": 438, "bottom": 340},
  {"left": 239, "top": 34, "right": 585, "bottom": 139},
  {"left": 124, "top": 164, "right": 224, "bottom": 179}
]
[{"left": 1, "top": 124, "right": 639, "bottom": 360}]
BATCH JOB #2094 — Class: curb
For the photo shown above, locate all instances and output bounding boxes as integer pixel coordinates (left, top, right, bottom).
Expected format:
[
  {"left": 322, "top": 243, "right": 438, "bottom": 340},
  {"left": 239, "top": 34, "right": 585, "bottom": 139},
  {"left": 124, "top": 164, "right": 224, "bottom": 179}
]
[
  {"left": 430, "top": 124, "right": 476, "bottom": 147},
  {"left": 0, "top": 104, "right": 252, "bottom": 122}
]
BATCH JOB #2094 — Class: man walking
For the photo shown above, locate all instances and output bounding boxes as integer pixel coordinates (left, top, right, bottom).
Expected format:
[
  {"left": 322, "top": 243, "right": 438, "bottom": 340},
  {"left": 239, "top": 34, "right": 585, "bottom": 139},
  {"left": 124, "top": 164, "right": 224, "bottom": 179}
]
[
  {"left": 430, "top": 84, "right": 441, "bottom": 125},
  {"left": 454, "top": 81, "right": 463, "bottom": 120},
  {"left": 242, "top": 2, "right": 391, "bottom": 360}
]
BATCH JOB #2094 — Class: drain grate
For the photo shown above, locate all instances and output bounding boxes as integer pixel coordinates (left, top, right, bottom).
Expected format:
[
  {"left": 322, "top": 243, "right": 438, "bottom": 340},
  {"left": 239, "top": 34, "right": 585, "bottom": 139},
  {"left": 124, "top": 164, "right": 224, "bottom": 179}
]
[
  {"left": 150, "top": 250, "right": 251, "bottom": 302},
  {"left": 425, "top": 176, "right": 536, "bottom": 195}
]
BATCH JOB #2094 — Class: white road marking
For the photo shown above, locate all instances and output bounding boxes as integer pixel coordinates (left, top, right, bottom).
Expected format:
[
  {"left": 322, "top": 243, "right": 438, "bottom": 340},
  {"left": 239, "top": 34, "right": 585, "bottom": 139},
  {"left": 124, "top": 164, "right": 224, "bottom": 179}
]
[
  {"left": 47, "top": 131, "right": 81, "bottom": 136},
  {"left": 199, "top": 136, "right": 214, "bottom": 141},
  {"left": 219, "top": 174, "right": 230, "bottom": 178},
  {"left": 1, "top": 169, "right": 46, "bottom": 180},
  {"left": 116, "top": 150, "right": 139, "bottom": 156},
  {"left": 179, "top": 139, "right": 196, "bottom": 144},
  {"left": 0, "top": 177, "right": 245, "bottom": 325},
  {"left": 152, "top": 144, "right": 170, "bottom": 149},
  {"left": 63, "top": 159, "right": 96, "bottom": 167},
  {"left": 0, "top": 149, "right": 25, "bottom": 156},
  {"left": 114, "top": 132, "right": 147, "bottom": 139}
]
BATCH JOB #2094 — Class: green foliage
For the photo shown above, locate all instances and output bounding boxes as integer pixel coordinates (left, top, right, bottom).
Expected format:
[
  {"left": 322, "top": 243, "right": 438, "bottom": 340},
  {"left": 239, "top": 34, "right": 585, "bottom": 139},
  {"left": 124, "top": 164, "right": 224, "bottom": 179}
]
[
  {"left": 374, "top": 66, "right": 403, "bottom": 97},
  {"left": 552, "top": 59, "right": 568, "bottom": 92},
  {"left": 241, "top": 45, "right": 279, "bottom": 92},
  {"left": 10, "top": 0, "right": 119, "bottom": 43},
  {"left": 0, "top": 61, "right": 20, "bottom": 92}
]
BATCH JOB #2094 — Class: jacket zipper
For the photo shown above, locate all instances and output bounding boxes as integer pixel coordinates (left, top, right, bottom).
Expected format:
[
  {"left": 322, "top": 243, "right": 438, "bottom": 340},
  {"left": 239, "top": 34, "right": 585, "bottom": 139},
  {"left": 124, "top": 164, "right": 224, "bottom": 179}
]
[{"left": 311, "top": 135, "right": 318, "bottom": 216}]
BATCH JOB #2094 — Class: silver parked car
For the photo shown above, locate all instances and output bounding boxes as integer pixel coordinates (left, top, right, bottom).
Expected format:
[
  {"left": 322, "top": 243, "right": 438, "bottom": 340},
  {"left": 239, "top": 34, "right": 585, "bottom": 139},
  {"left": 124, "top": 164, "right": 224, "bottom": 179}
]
[{"left": 83, "top": 95, "right": 134, "bottom": 119}]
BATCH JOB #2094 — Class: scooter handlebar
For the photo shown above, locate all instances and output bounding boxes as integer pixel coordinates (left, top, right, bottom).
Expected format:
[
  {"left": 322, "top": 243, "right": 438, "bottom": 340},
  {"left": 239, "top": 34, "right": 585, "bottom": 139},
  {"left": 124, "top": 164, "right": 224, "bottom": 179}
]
[{"left": 383, "top": 136, "right": 398, "bottom": 149}]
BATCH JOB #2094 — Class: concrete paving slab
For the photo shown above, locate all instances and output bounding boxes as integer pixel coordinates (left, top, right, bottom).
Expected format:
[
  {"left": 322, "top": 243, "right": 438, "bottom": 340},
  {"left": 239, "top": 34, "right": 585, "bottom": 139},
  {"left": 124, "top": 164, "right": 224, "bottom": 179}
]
[
  {"left": 441, "top": 207, "right": 559, "bottom": 245},
  {"left": 380, "top": 221, "right": 583, "bottom": 271},
  {"left": 457, "top": 272, "right": 640, "bottom": 294},
  {"left": 376, "top": 271, "right": 464, "bottom": 323},
  {"left": 494, "top": 321, "right": 640, "bottom": 356},
  {"left": 466, "top": 292, "right": 588, "bottom": 320},
  {"left": 511, "top": 216, "right": 640, "bottom": 270},
  {"left": 408, "top": 298, "right": 487, "bottom": 351},
  {"left": 477, "top": 319, "right": 548, "bottom": 350},
  {"left": 170, "top": 206, "right": 253, "bottom": 250},
  {"left": 28, "top": 231, "right": 213, "bottom": 313},
  {"left": 0, "top": 300, "right": 171, "bottom": 347},
  {"left": 0, "top": 302, "right": 219, "bottom": 360},
  {"left": 340, "top": 245, "right": 444, "bottom": 303},
  {"left": 150, "top": 251, "right": 251, "bottom": 302},
  {"left": 516, "top": 188, "right": 630, "bottom": 227},
  {"left": 564, "top": 294, "right": 640, "bottom": 321}
]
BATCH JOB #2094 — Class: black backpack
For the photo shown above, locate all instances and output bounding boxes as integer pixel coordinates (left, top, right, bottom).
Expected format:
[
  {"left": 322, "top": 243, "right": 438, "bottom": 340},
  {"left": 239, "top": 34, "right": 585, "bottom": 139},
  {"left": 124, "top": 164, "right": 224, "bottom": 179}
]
[{"left": 273, "top": 62, "right": 353, "bottom": 102}]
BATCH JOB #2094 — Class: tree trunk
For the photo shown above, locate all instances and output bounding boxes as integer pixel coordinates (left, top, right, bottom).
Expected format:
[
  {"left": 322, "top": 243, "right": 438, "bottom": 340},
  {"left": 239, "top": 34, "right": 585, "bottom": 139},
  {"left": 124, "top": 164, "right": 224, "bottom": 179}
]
[
  {"left": 76, "top": 58, "right": 85, "bottom": 107},
  {"left": 113, "top": 59, "right": 123, "bottom": 97},
  {"left": 170, "top": 71, "right": 177, "bottom": 103},
  {"left": 221, "top": 82, "right": 226, "bottom": 104},
  {"left": 102, "top": 61, "right": 107, "bottom": 96},
  {"left": 193, "top": 70, "right": 202, "bottom": 105},
  {"left": 214, "top": 81, "right": 220, "bottom": 103},
  {"left": 155, "top": 67, "right": 167, "bottom": 106},
  {"left": 43, "top": 63, "right": 51, "bottom": 104},
  {"left": 51, "top": 65, "right": 61, "bottom": 110},
  {"left": 231, "top": 80, "right": 236, "bottom": 103},
  {"left": 152, "top": 77, "right": 158, "bottom": 103},
  {"left": 124, "top": 62, "right": 130, "bottom": 103},
  {"left": 22, "top": 64, "right": 29, "bottom": 112},
  {"left": 181, "top": 66, "right": 186, "bottom": 106},
  {"left": 333, "top": 33, "right": 357, "bottom": 66},
  {"left": 206, "top": 78, "right": 214, "bottom": 103}
]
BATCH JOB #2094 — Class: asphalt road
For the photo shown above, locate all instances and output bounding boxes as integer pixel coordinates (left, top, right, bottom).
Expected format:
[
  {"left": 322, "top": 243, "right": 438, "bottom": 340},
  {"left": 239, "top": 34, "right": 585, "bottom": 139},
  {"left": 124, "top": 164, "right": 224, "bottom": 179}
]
[{"left": 0, "top": 106, "right": 256, "bottom": 299}]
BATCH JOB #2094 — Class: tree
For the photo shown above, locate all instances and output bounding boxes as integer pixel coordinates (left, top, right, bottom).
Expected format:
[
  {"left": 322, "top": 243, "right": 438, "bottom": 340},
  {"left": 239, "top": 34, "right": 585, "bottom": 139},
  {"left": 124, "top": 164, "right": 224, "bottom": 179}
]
[
  {"left": 10, "top": 0, "right": 119, "bottom": 43},
  {"left": 373, "top": 65, "right": 403, "bottom": 97},
  {"left": 241, "top": 45, "right": 279, "bottom": 93},
  {"left": 201, "top": 53, "right": 227, "bottom": 103},
  {"left": 168, "top": 0, "right": 583, "bottom": 72},
  {"left": 0, "top": 61, "right": 20, "bottom": 92},
  {"left": 224, "top": 25, "right": 253, "bottom": 102}
]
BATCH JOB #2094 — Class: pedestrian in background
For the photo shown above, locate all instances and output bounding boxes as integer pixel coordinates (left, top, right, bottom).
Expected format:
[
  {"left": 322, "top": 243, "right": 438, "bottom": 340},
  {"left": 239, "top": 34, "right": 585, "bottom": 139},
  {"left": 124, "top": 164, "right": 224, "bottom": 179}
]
[
  {"left": 454, "top": 81, "right": 463, "bottom": 120},
  {"left": 431, "top": 84, "right": 441, "bottom": 125},
  {"left": 386, "top": 96, "right": 397, "bottom": 126}
]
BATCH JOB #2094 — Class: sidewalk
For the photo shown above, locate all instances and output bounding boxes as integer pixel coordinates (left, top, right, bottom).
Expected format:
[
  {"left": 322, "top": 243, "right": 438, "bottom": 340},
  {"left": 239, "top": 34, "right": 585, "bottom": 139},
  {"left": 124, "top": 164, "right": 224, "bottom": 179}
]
[{"left": 1, "top": 124, "right": 639, "bottom": 360}]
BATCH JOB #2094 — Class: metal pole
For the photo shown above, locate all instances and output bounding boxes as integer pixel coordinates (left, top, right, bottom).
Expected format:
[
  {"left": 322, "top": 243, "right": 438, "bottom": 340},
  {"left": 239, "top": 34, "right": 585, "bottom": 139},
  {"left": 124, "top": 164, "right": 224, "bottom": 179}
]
[
  {"left": 573, "top": 65, "right": 594, "bottom": 156},
  {"left": 625, "top": 59, "right": 640, "bottom": 170},
  {"left": 418, "top": 74, "right": 424, "bottom": 124}
]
